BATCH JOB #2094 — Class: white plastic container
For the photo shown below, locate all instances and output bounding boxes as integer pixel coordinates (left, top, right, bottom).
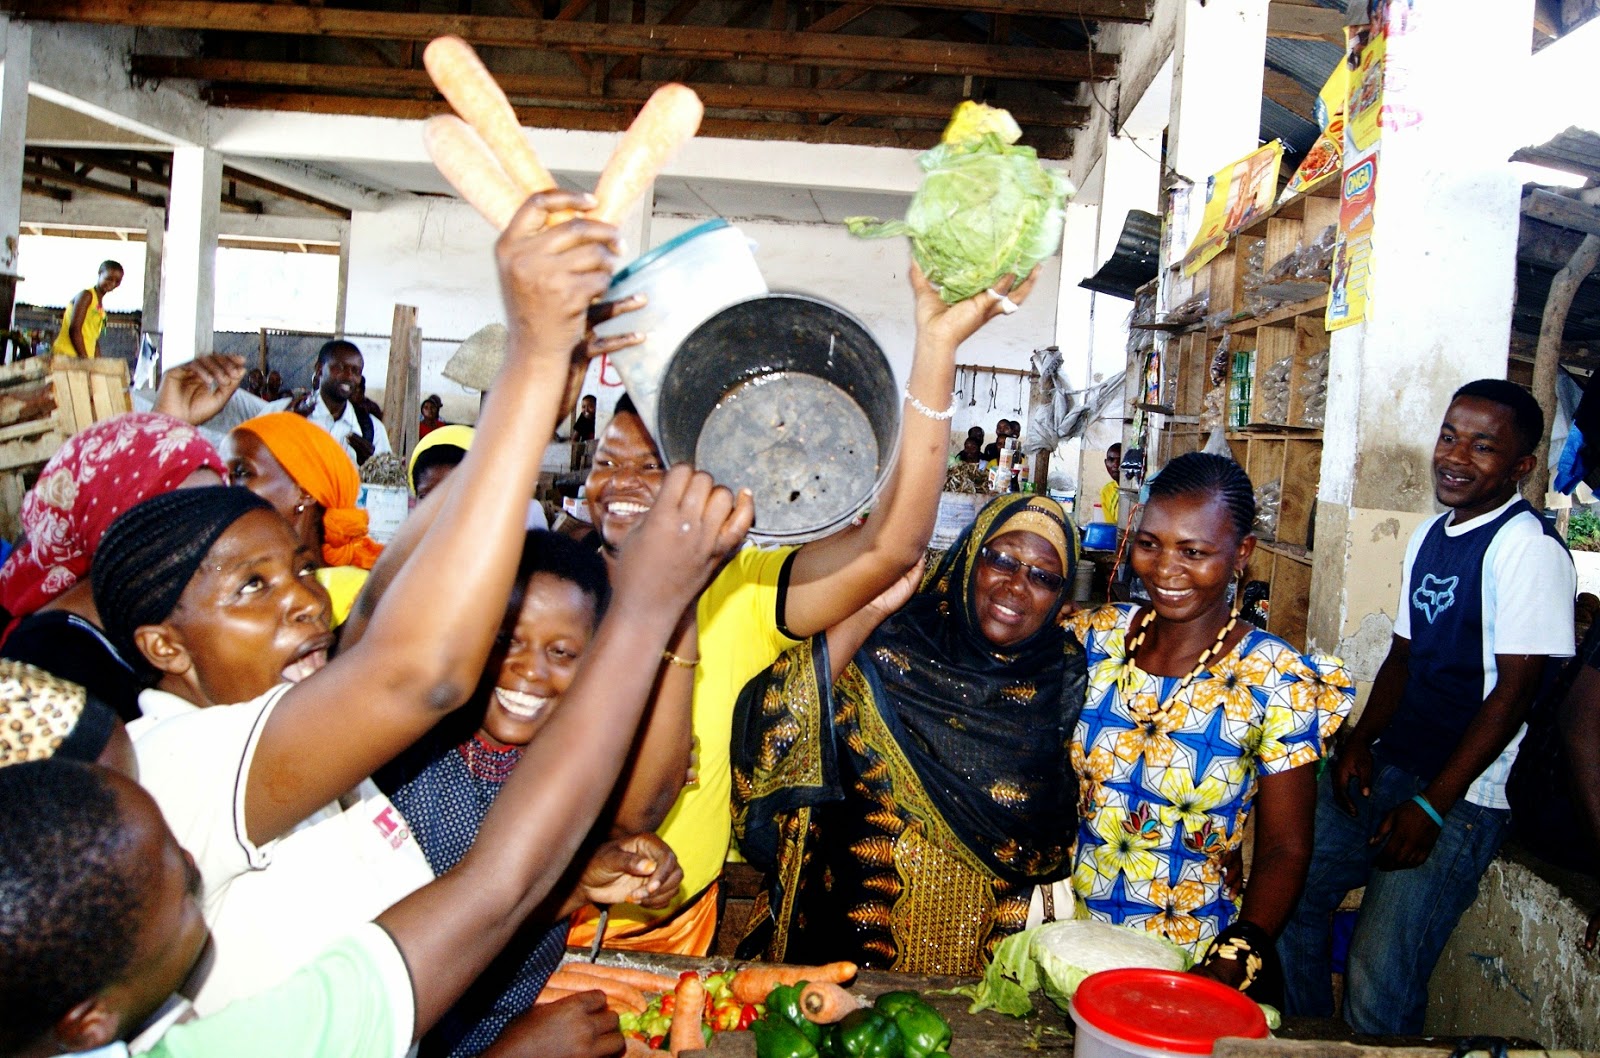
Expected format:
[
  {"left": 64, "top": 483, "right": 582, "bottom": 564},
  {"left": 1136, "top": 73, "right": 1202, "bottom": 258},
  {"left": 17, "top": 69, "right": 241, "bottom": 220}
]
[
  {"left": 593, "top": 219, "right": 767, "bottom": 443},
  {"left": 1069, "top": 969, "right": 1267, "bottom": 1058}
]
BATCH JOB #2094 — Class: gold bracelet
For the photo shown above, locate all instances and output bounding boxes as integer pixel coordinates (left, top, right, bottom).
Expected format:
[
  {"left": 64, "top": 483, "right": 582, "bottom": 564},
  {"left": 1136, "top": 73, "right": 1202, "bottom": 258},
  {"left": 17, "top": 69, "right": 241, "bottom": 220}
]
[{"left": 662, "top": 650, "right": 700, "bottom": 669}]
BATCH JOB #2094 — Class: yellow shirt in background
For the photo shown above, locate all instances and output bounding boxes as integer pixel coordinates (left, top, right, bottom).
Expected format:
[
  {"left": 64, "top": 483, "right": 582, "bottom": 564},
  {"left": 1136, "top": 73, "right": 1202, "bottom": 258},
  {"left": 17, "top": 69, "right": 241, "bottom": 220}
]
[
  {"left": 51, "top": 289, "right": 106, "bottom": 358},
  {"left": 315, "top": 565, "right": 369, "bottom": 627},
  {"left": 1100, "top": 479, "right": 1120, "bottom": 525},
  {"left": 604, "top": 543, "right": 799, "bottom": 938}
]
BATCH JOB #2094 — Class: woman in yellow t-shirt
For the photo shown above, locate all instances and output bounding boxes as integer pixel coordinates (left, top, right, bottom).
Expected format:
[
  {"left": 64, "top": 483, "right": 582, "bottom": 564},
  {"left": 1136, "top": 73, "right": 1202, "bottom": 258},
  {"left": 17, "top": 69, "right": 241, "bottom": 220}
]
[{"left": 50, "top": 261, "right": 124, "bottom": 359}]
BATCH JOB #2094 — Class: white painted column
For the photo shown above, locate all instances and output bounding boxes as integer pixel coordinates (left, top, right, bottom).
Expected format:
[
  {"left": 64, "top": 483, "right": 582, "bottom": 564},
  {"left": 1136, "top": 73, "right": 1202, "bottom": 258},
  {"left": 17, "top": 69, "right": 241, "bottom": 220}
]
[
  {"left": 1056, "top": 197, "right": 1100, "bottom": 506},
  {"left": 1309, "top": 0, "right": 1534, "bottom": 680},
  {"left": 0, "top": 18, "right": 31, "bottom": 327},
  {"left": 159, "top": 147, "right": 222, "bottom": 368},
  {"left": 334, "top": 224, "right": 351, "bottom": 337},
  {"left": 1166, "top": 0, "right": 1269, "bottom": 186},
  {"left": 141, "top": 220, "right": 163, "bottom": 334}
]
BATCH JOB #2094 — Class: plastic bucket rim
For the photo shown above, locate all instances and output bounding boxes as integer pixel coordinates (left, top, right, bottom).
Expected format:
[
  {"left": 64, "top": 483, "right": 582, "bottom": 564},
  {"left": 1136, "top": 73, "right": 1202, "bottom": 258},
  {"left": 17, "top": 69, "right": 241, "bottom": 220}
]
[
  {"left": 1069, "top": 969, "right": 1268, "bottom": 1055},
  {"left": 656, "top": 291, "right": 901, "bottom": 544},
  {"left": 609, "top": 218, "right": 732, "bottom": 288}
]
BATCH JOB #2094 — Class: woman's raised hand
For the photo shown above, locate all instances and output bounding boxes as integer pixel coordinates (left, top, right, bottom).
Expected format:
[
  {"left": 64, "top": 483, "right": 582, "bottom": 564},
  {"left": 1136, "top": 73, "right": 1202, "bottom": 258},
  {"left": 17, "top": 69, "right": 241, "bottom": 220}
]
[
  {"left": 610, "top": 465, "right": 754, "bottom": 618},
  {"left": 496, "top": 189, "right": 623, "bottom": 370},
  {"left": 911, "top": 262, "right": 1040, "bottom": 352}
]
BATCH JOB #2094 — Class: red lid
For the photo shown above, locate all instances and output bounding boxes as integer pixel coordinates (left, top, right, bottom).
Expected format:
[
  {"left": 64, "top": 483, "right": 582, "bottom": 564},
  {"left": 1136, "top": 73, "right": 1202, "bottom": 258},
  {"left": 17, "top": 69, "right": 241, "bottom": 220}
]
[{"left": 1070, "top": 969, "right": 1268, "bottom": 1054}]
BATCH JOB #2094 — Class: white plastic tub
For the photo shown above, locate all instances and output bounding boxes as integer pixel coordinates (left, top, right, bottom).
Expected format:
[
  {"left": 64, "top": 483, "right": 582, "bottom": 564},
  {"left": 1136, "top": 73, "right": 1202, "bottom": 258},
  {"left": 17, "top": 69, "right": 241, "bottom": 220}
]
[
  {"left": 593, "top": 219, "right": 767, "bottom": 443},
  {"left": 1069, "top": 969, "right": 1267, "bottom": 1058}
]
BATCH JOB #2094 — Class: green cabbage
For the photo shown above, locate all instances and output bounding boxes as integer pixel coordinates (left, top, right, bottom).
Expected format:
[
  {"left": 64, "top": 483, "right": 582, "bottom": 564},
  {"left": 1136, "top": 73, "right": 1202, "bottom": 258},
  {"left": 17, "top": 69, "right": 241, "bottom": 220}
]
[
  {"left": 956, "top": 920, "right": 1192, "bottom": 1017},
  {"left": 845, "top": 132, "right": 1073, "bottom": 303}
]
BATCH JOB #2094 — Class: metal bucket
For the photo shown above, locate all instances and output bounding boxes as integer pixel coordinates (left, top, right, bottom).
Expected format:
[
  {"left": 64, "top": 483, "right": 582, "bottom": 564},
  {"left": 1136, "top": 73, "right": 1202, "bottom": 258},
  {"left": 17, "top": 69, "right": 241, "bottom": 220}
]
[
  {"left": 657, "top": 294, "right": 900, "bottom": 544},
  {"left": 593, "top": 219, "right": 768, "bottom": 442}
]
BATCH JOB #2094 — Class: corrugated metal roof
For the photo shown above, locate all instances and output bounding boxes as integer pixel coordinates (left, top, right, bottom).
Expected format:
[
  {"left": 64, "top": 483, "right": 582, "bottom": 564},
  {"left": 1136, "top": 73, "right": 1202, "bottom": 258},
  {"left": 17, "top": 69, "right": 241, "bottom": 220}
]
[
  {"left": 1261, "top": 96, "right": 1321, "bottom": 157},
  {"left": 1080, "top": 209, "right": 1162, "bottom": 300}
]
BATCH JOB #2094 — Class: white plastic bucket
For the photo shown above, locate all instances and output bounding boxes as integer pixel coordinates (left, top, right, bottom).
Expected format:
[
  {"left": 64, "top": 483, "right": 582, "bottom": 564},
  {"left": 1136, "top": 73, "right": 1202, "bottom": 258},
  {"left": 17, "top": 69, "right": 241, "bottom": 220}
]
[{"left": 593, "top": 219, "right": 767, "bottom": 443}]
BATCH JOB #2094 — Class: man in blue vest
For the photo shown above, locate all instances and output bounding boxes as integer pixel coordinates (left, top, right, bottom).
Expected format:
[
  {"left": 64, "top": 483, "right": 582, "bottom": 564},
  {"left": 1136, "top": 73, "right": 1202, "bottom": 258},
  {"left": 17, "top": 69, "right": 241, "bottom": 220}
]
[{"left": 1279, "top": 379, "right": 1575, "bottom": 1034}]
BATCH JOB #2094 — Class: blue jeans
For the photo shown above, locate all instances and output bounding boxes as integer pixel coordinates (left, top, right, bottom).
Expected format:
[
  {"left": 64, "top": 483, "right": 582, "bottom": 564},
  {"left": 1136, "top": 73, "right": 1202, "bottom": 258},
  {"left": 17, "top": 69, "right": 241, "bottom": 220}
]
[{"left": 1277, "top": 763, "right": 1510, "bottom": 1034}]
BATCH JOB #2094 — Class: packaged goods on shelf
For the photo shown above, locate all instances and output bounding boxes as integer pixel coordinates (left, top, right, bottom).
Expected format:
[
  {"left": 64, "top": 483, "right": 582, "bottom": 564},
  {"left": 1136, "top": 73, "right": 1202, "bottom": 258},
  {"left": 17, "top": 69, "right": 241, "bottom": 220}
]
[
  {"left": 1163, "top": 289, "right": 1210, "bottom": 326},
  {"left": 1254, "top": 479, "right": 1282, "bottom": 541},
  {"left": 1258, "top": 357, "right": 1292, "bottom": 424}
]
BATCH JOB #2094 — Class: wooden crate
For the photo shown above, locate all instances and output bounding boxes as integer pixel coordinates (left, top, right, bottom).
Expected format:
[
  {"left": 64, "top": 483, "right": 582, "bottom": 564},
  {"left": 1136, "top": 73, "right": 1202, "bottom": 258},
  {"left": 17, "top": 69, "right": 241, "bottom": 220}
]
[{"left": 0, "top": 357, "right": 132, "bottom": 537}]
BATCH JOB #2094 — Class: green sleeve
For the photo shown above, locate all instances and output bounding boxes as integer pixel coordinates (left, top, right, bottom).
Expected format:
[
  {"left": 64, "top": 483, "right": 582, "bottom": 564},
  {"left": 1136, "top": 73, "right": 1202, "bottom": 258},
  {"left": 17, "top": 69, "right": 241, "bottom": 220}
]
[{"left": 147, "top": 924, "right": 414, "bottom": 1058}]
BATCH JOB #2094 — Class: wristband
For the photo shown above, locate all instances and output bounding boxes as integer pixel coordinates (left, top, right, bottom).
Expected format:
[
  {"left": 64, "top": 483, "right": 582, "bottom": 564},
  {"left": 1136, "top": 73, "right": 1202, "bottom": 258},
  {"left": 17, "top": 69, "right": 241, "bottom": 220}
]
[
  {"left": 662, "top": 650, "right": 699, "bottom": 669},
  {"left": 1411, "top": 793, "right": 1445, "bottom": 828}
]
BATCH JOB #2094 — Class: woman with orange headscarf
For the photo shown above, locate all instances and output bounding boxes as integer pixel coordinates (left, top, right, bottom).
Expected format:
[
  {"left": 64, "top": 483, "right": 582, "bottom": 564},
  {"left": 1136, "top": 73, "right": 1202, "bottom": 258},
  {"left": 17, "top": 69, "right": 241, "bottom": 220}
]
[{"left": 223, "top": 412, "right": 383, "bottom": 624}]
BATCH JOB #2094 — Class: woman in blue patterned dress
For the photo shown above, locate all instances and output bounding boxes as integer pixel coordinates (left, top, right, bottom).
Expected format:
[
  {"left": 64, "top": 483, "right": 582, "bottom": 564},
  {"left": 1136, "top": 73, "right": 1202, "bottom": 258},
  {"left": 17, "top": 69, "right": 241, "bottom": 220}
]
[{"left": 1067, "top": 453, "right": 1353, "bottom": 1003}]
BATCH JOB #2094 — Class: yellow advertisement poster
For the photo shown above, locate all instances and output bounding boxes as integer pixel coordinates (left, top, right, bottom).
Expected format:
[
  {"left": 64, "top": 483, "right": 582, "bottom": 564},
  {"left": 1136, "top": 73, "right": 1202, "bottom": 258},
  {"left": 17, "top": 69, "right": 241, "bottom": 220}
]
[
  {"left": 1280, "top": 64, "right": 1347, "bottom": 202},
  {"left": 1180, "top": 141, "right": 1285, "bottom": 277},
  {"left": 1326, "top": 148, "right": 1376, "bottom": 331},
  {"left": 1346, "top": 16, "right": 1386, "bottom": 154}
]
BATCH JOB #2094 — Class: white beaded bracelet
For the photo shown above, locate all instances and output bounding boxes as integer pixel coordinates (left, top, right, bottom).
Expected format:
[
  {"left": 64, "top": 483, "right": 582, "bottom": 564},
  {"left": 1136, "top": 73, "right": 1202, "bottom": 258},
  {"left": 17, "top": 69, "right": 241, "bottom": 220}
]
[{"left": 904, "top": 387, "right": 958, "bottom": 420}]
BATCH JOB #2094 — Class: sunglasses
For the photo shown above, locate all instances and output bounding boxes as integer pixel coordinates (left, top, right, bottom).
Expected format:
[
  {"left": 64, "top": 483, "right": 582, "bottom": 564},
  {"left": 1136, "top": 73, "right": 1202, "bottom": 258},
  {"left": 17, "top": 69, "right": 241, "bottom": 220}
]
[{"left": 978, "top": 545, "right": 1065, "bottom": 592}]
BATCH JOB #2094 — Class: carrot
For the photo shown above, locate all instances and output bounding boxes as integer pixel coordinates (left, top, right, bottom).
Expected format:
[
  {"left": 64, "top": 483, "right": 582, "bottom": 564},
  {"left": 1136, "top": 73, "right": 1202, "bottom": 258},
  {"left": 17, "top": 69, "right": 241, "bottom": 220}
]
[
  {"left": 423, "top": 35, "right": 556, "bottom": 198},
  {"left": 589, "top": 83, "right": 704, "bottom": 225},
  {"left": 534, "top": 984, "right": 582, "bottom": 1005},
  {"left": 563, "top": 962, "right": 681, "bottom": 993},
  {"left": 422, "top": 115, "right": 532, "bottom": 232},
  {"left": 668, "top": 973, "right": 706, "bottom": 1055},
  {"left": 799, "top": 982, "right": 862, "bottom": 1024},
  {"left": 547, "top": 967, "right": 647, "bottom": 1012},
  {"left": 730, "top": 962, "right": 857, "bottom": 1005}
]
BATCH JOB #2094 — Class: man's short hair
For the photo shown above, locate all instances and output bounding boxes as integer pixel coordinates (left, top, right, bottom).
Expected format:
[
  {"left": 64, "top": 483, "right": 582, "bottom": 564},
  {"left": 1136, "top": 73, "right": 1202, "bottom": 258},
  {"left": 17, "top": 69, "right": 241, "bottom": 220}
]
[
  {"left": 98, "top": 260, "right": 124, "bottom": 276},
  {"left": 316, "top": 339, "right": 362, "bottom": 369},
  {"left": 1451, "top": 379, "right": 1545, "bottom": 457},
  {"left": 1107, "top": 442, "right": 1122, "bottom": 456},
  {"left": 0, "top": 760, "right": 143, "bottom": 1053}
]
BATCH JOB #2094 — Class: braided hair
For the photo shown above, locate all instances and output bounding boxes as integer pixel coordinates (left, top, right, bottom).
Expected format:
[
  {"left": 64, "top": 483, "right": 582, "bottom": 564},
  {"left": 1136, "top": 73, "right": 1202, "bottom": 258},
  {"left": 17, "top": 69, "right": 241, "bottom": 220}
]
[
  {"left": 90, "top": 487, "right": 276, "bottom": 674},
  {"left": 1146, "top": 452, "right": 1256, "bottom": 544}
]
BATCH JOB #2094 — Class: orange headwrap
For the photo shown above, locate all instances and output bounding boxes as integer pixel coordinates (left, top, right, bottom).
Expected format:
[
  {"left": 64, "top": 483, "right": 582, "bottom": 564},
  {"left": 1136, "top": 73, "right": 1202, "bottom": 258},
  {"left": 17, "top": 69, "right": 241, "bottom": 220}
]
[{"left": 235, "top": 412, "right": 384, "bottom": 571}]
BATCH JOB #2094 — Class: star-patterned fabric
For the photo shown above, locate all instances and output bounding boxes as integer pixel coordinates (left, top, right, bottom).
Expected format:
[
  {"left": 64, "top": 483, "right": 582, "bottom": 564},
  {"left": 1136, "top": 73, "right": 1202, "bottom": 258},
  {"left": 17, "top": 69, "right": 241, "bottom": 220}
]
[{"left": 1066, "top": 603, "right": 1354, "bottom": 953}]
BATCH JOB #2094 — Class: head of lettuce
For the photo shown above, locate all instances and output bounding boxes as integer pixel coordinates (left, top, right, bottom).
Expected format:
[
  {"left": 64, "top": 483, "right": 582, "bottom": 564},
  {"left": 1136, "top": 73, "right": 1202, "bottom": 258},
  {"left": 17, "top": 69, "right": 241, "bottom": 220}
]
[{"left": 845, "top": 102, "right": 1074, "bottom": 303}]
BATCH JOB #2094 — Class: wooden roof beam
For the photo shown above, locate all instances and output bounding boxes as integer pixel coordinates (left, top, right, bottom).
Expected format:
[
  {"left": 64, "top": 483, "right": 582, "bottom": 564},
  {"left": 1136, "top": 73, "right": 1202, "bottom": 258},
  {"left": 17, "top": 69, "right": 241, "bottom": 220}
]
[
  {"left": 138, "top": 56, "right": 1090, "bottom": 126},
  {"left": 204, "top": 89, "right": 1073, "bottom": 156},
  {"left": 23, "top": 159, "right": 166, "bottom": 207},
  {"left": 21, "top": 1, "right": 1117, "bottom": 82}
]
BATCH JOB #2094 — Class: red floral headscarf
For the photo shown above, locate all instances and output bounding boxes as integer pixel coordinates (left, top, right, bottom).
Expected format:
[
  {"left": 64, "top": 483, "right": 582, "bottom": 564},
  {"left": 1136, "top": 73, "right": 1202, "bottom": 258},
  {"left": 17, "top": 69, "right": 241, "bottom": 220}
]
[{"left": 0, "top": 413, "right": 225, "bottom": 634}]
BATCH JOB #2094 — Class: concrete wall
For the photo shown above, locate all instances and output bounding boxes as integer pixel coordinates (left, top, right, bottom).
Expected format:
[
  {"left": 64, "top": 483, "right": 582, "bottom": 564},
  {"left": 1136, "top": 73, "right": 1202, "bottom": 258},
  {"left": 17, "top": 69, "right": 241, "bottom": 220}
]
[
  {"left": 345, "top": 198, "right": 1061, "bottom": 431},
  {"left": 1426, "top": 854, "right": 1600, "bottom": 1050}
]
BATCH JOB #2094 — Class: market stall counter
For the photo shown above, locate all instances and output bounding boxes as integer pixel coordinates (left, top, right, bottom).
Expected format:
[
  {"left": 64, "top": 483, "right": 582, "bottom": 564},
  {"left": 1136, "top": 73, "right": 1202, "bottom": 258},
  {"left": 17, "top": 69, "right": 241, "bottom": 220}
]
[{"left": 561, "top": 949, "right": 1569, "bottom": 1058}]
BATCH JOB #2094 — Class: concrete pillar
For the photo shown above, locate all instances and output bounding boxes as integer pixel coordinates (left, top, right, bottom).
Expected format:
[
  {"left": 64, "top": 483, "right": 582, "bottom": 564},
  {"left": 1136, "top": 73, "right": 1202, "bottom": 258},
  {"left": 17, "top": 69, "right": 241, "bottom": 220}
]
[
  {"left": 0, "top": 18, "right": 30, "bottom": 330},
  {"left": 1166, "top": 0, "right": 1269, "bottom": 186},
  {"left": 141, "top": 219, "right": 163, "bottom": 335},
  {"left": 1083, "top": 132, "right": 1163, "bottom": 525},
  {"left": 1308, "top": 0, "right": 1534, "bottom": 686},
  {"left": 1056, "top": 197, "right": 1100, "bottom": 512},
  {"left": 159, "top": 146, "right": 222, "bottom": 368},
  {"left": 334, "top": 224, "right": 350, "bottom": 337}
]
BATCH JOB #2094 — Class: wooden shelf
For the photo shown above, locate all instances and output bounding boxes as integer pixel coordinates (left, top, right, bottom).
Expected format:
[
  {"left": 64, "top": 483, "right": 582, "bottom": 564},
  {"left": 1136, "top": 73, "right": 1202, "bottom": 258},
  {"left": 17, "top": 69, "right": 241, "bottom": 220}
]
[
  {"left": 1226, "top": 294, "right": 1330, "bottom": 333},
  {"left": 1260, "top": 540, "right": 1313, "bottom": 565}
]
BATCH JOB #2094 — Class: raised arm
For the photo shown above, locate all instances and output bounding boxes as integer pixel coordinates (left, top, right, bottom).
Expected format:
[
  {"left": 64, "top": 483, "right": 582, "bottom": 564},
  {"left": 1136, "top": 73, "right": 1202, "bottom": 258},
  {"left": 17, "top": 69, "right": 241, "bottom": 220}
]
[
  {"left": 782, "top": 265, "right": 1037, "bottom": 639},
  {"left": 604, "top": 610, "right": 697, "bottom": 834},
  {"left": 378, "top": 466, "right": 753, "bottom": 1035},
  {"left": 243, "top": 191, "right": 627, "bottom": 845}
]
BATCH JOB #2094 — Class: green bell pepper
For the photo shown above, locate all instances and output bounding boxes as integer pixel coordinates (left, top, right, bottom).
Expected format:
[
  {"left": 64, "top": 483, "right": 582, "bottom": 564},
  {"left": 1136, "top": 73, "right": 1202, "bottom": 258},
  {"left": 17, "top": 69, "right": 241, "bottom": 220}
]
[
  {"left": 817, "top": 1022, "right": 844, "bottom": 1058},
  {"left": 872, "top": 993, "right": 951, "bottom": 1058},
  {"left": 753, "top": 1016, "right": 821, "bottom": 1058},
  {"left": 765, "top": 983, "right": 822, "bottom": 1045},
  {"left": 837, "top": 1008, "right": 905, "bottom": 1058}
]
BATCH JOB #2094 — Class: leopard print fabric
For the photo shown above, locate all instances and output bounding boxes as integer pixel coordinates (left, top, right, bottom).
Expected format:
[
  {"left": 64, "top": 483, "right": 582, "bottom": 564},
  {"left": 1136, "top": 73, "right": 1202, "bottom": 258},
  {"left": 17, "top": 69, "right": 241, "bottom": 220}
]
[{"left": 0, "top": 661, "right": 89, "bottom": 766}]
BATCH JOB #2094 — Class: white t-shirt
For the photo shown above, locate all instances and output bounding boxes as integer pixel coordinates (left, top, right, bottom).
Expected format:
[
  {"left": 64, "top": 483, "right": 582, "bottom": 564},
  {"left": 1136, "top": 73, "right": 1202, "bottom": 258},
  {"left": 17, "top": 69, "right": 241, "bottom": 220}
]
[
  {"left": 132, "top": 686, "right": 434, "bottom": 1015},
  {"left": 198, "top": 390, "right": 392, "bottom": 464},
  {"left": 1393, "top": 494, "right": 1576, "bottom": 808}
]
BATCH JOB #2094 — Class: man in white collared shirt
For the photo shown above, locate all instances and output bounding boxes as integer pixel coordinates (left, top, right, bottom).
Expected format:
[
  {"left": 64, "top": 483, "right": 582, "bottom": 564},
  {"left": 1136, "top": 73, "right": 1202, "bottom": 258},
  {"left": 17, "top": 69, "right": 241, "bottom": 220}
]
[{"left": 272, "top": 340, "right": 392, "bottom": 466}]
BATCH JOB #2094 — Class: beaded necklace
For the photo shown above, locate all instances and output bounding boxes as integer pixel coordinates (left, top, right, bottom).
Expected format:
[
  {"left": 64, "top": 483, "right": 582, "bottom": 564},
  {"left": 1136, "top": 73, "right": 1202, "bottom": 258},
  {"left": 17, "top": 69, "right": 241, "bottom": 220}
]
[{"left": 1119, "top": 606, "right": 1239, "bottom": 724}]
